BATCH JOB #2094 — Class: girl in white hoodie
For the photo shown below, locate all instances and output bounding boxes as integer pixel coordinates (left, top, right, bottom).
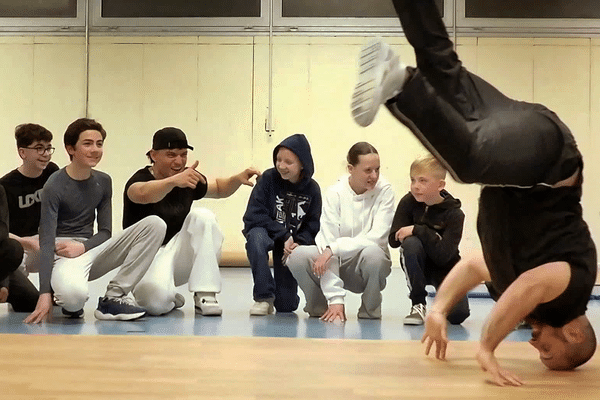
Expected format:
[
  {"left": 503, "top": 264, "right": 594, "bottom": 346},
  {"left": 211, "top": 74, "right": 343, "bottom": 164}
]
[{"left": 287, "top": 142, "right": 395, "bottom": 322}]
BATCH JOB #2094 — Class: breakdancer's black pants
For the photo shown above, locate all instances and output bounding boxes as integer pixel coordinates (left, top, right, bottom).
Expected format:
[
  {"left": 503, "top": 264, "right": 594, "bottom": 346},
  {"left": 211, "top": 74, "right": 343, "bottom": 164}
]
[{"left": 386, "top": 0, "right": 580, "bottom": 187}]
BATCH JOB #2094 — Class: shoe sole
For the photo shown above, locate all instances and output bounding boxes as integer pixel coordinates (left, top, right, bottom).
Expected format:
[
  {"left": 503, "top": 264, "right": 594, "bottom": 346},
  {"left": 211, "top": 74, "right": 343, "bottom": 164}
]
[
  {"left": 351, "top": 38, "right": 389, "bottom": 127},
  {"left": 403, "top": 319, "right": 424, "bottom": 326},
  {"left": 94, "top": 310, "right": 146, "bottom": 321},
  {"left": 195, "top": 306, "right": 223, "bottom": 316},
  {"left": 249, "top": 309, "right": 274, "bottom": 316},
  {"left": 249, "top": 303, "right": 274, "bottom": 316},
  {"left": 62, "top": 310, "right": 84, "bottom": 319}
]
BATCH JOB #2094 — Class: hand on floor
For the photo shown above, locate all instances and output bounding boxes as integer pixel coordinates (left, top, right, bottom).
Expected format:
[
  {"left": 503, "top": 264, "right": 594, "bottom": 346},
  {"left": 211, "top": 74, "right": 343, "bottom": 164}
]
[
  {"left": 476, "top": 347, "right": 523, "bottom": 387},
  {"left": 421, "top": 310, "right": 449, "bottom": 360},
  {"left": 320, "top": 304, "right": 346, "bottom": 324}
]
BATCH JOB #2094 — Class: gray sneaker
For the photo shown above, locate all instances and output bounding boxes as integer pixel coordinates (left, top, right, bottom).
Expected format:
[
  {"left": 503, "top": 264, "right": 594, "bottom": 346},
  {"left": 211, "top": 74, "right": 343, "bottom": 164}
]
[
  {"left": 351, "top": 38, "right": 406, "bottom": 127},
  {"left": 403, "top": 303, "right": 426, "bottom": 325}
]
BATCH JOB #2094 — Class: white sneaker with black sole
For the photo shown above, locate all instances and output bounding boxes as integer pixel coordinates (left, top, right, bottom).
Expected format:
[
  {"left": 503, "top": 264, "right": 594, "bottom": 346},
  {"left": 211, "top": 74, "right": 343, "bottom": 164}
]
[
  {"left": 94, "top": 296, "right": 146, "bottom": 321},
  {"left": 351, "top": 38, "right": 407, "bottom": 127},
  {"left": 403, "top": 303, "right": 426, "bottom": 325}
]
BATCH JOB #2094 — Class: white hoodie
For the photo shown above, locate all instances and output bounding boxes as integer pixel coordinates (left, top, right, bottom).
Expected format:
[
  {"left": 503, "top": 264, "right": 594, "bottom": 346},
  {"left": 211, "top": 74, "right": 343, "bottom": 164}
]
[{"left": 316, "top": 174, "right": 395, "bottom": 304}]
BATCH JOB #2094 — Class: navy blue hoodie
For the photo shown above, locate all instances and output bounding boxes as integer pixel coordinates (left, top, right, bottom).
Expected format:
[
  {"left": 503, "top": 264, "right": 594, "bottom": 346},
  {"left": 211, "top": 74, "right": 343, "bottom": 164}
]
[{"left": 242, "top": 134, "right": 321, "bottom": 245}]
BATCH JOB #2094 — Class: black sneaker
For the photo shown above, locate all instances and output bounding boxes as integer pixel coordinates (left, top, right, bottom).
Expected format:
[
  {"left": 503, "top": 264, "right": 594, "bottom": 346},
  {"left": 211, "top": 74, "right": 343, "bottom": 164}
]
[
  {"left": 94, "top": 296, "right": 146, "bottom": 321},
  {"left": 62, "top": 308, "right": 84, "bottom": 318}
]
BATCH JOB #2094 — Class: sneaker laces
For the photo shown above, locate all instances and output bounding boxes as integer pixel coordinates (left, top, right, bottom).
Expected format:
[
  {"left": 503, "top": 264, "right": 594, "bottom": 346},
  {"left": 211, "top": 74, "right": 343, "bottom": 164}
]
[
  {"left": 108, "top": 296, "right": 137, "bottom": 306},
  {"left": 411, "top": 304, "right": 426, "bottom": 319}
]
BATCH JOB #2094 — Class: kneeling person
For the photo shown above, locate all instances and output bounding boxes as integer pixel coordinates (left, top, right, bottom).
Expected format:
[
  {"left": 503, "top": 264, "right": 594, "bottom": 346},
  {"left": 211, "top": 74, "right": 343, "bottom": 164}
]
[
  {"left": 25, "top": 118, "right": 166, "bottom": 324},
  {"left": 389, "top": 155, "right": 468, "bottom": 326},
  {"left": 125, "top": 127, "right": 260, "bottom": 316},
  {"left": 288, "top": 142, "right": 395, "bottom": 322},
  {"left": 243, "top": 134, "right": 321, "bottom": 315}
]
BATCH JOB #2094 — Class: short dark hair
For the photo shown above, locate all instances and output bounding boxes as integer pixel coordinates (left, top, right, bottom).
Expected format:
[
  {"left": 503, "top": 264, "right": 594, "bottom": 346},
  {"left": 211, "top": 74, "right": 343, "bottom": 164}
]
[
  {"left": 64, "top": 118, "right": 107, "bottom": 159},
  {"left": 560, "top": 320, "right": 597, "bottom": 370},
  {"left": 15, "top": 123, "right": 53, "bottom": 148},
  {"left": 347, "top": 141, "right": 378, "bottom": 166}
]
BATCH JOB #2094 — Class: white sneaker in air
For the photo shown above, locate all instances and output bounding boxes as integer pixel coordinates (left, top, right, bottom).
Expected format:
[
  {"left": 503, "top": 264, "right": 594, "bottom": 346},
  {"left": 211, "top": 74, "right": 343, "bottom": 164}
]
[{"left": 351, "top": 38, "right": 406, "bottom": 127}]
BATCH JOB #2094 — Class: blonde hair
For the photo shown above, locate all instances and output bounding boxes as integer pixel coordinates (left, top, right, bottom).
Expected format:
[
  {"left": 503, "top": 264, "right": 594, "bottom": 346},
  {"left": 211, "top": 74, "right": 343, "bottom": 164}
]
[{"left": 410, "top": 154, "right": 447, "bottom": 180}]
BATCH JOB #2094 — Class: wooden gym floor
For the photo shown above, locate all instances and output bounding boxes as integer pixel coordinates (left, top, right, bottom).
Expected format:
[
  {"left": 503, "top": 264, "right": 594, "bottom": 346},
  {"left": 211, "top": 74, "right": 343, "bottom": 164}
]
[
  {"left": 3, "top": 335, "right": 600, "bottom": 399},
  {"left": 1, "top": 268, "right": 599, "bottom": 398}
]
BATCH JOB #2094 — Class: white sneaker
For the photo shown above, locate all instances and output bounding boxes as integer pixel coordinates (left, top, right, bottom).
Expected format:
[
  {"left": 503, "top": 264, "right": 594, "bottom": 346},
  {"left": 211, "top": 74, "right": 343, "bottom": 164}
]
[
  {"left": 403, "top": 303, "right": 426, "bottom": 325},
  {"left": 351, "top": 38, "right": 406, "bottom": 127},
  {"left": 194, "top": 293, "right": 222, "bottom": 316},
  {"left": 249, "top": 301, "right": 274, "bottom": 316}
]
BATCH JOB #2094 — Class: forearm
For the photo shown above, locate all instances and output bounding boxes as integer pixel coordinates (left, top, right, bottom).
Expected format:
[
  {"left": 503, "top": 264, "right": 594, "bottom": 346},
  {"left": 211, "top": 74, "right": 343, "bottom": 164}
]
[
  {"left": 9, "top": 233, "right": 36, "bottom": 252},
  {"left": 9, "top": 232, "right": 23, "bottom": 245},
  {"left": 320, "top": 260, "right": 345, "bottom": 304},
  {"left": 83, "top": 231, "right": 110, "bottom": 252},
  {"left": 481, "top": 262, "right": 570, "bottom": 352},
  {"left": 430, "top": 255, "right": 489, "bottom": 314},
  {"left": 480, "top": 294, "right": 539, "bottom": 353},
  {"left": 128, "top": 179, "right": 176, "bottom": 204},
  {"left": 211, "top": 175, "right": 243, "bottom": 198},
  {"left": 37, "top": 250, "right": 53, "bottom": 294}
]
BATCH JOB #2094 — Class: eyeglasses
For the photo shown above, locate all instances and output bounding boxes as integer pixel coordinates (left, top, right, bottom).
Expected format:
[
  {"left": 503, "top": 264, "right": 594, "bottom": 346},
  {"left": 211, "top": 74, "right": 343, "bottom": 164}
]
[{"left": 23, "top": 146, "right": 55, "bottom": 155}]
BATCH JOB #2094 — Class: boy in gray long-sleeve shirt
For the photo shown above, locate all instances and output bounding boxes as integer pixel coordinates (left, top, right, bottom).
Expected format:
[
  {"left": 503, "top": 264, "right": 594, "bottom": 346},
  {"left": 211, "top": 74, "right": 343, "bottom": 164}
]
[{"left": 25, "top": 118, "right": 166, "bottom": 324}]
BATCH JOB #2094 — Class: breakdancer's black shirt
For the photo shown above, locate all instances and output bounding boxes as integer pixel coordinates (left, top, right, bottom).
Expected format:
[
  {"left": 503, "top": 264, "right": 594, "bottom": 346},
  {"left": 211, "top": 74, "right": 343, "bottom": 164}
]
[{"left": 478, "top": 183, "right": 596, "bottom": 327}]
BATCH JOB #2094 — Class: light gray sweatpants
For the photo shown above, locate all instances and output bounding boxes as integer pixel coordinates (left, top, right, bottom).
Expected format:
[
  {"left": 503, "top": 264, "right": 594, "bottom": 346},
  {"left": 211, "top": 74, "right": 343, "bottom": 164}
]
[
  {"left": 287, "top": 244, "right": 391, "bottom": 319},
  {"left": 51, "top": 215, "right": 166, "bottom": 312}
]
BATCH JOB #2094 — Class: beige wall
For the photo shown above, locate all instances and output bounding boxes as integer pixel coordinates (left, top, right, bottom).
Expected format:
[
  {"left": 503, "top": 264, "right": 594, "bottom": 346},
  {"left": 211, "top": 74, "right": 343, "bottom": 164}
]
[{"left": 0, "top": 35, "right": 598, "bottom": 266}]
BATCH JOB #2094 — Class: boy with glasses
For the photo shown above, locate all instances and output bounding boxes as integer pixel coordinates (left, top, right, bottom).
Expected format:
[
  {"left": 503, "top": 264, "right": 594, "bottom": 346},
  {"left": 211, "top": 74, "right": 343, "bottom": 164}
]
[{"left": 0, "top": 124, "right": 59, "bottom": 312}]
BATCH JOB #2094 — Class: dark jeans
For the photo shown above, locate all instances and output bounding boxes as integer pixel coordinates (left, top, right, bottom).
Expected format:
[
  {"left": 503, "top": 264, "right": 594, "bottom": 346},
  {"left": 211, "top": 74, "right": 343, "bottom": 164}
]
[
  {"left": 387, "top": 0, "right": 576, "bottom": 187},
  {"left": 401, "top": 236, "right": 469, "bottom": 324},
  {"left": 245, "top": 227, "right": 300, "bottom": 312},
  {"left": 6, "top": 269, "right": 39, "bottom": 312},
  {"left": 0, "top": 238, "right": 23, "bottom": 282},
  {"left": 0, "top": 238, "right": 36, "bottom": 312}
]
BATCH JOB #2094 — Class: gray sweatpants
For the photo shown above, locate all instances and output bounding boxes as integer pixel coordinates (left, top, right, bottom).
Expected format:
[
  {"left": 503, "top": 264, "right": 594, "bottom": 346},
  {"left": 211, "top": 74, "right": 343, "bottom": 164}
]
[
  {"left": 287, "top": 245, "right": 391, "bottom": 319},
  {"left": 51, "top": 215, "right": 166, "bottom": 312}
]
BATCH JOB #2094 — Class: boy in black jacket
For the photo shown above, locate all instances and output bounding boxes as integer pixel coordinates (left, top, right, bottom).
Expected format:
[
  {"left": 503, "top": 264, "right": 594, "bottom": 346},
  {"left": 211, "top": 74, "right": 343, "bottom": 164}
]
[
  {"left": 389, "top": 155, "right": 468, "bottom": 326},
  {"left": 243, "top": 134, "right": 321, "bottom": 315}
]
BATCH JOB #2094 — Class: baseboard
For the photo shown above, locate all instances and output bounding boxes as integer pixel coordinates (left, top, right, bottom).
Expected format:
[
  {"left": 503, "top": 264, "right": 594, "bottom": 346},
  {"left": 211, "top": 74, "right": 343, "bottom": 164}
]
[{"left": 220, "top": 251, "right": 249, "bottom": 267}]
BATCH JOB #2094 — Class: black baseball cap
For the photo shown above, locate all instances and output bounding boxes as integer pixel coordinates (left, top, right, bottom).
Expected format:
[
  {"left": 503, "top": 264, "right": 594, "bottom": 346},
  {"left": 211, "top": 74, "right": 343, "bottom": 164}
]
[{"left": 151, "top": 127, "right": 194, "bottom": 151}]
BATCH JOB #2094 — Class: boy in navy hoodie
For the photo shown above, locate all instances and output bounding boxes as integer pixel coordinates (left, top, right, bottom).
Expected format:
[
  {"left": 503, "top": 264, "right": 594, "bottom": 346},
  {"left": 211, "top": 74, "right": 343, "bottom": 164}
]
[
  {"left": 388, "top": 155, "right": 468, "bottom": 326},
  {"left": 243, "top": 134, "right": 321, "bottom": 315}
]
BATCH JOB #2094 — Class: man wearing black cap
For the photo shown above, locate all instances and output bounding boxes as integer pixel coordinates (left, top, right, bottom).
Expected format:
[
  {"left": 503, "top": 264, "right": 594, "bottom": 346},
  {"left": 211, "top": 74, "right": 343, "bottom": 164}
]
[{"left": 123, "top": 127, "right": 260, "bottom": 316}]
